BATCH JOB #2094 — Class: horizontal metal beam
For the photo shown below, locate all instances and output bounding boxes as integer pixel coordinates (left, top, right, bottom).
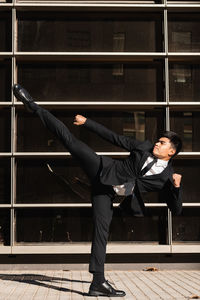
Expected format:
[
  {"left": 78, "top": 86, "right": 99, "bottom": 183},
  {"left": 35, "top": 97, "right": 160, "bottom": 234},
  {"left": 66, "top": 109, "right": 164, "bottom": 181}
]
[
  {"left": 2, "top": 102, "right": 200, "bottom": 110},
  {"left": 0, "top": 151, "right": 200, "bottom": 157},
  {"left": 12, "top": 203, "right": 200, "bottom": 208},
  {"left": 0, "top": 204, "right": 12, "bottom": 208},
  {"left": 13, "top": 3, "right": 165, "bottom": 12},
  {"left": 0, "top": 244, "right": 199, "bottom": 255},
  {"left": 11, "top": 244, "right": 171, "bottom": 254},
  {"left": 14, "top": 52, "right": 165, "bottom": 62}
]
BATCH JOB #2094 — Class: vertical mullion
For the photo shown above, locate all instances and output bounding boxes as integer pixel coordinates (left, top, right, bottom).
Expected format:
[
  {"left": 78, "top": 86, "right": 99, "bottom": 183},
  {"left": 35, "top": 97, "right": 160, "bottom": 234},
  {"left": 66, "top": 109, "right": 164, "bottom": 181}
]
[
  {"left": 164, "top": 5, "right": 172, "bottom": 251},
  {"left": 10, "top": 7, "right": 17, "bottom": 252},
  {"left": 168, "top": 208, "right": 173, "bottom": 251}
]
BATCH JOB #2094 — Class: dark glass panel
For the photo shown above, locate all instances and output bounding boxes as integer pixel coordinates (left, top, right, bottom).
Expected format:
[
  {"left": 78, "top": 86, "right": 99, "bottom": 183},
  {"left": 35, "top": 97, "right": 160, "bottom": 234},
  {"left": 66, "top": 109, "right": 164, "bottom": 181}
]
[
  {"left": 169, "top": 63, "right": 200, "bottom": 102},
  {"left": 0, "top": 61, "right": 12, "bottom": 102},
  {"left": 16, "top": 158, "right": 91, "bottom": 204},
  {"left": 112, "top": 207, "right": 168, "bottom": 243},
  {"left": 0, "top": 210, "right": 10, "bottom": 246},
  {"left": 173, "top": 208, "right": 200, "bottom": 243},
  {"left": 16, "top": 207, "right": 167, "bottom": 243},
  {"left": 18, "top": 12, "right": 162, "bottom": 52},
  {"left": 170, "top": 111, "right": 200, "bottom": 151},
  {"left": 168, "top": 14, "right": 200, "bottom": 52},
  {"left": 17, "top": 110, "right": 164, "bottom": 152},
  {"left": 173, "top": 159, "right": 200, "bottom": 203},
  {"left": 18, "top": 62, "right": 164, "bottom": 102},
  {"left": 0, "top": 12, "right": 12, "bottom": 52},
  {"left": 0, "top": 159, "right": 10, "bottom": 204},
  {"left": 0, "top": 109, "right": 11, "bottom": 152}
]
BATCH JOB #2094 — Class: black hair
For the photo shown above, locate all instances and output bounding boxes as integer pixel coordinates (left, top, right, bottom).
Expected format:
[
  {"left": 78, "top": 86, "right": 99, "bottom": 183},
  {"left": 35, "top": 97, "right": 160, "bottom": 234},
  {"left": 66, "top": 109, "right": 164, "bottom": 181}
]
[{"left": 160, "top": 131, "right": 182, "bottom": 157}]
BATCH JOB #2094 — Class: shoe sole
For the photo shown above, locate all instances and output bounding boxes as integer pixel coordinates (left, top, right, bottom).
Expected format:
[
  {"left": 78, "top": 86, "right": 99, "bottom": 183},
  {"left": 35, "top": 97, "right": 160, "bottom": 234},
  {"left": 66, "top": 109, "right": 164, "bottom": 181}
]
[{"left": 88, "top": 290, "right": 125, "bottom": 297}]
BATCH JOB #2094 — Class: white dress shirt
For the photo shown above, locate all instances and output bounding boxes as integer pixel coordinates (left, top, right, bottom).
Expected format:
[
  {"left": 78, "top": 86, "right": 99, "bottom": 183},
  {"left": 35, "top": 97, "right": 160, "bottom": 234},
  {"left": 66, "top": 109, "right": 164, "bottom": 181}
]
[{"left": 113, "top": 156, "right": 168, "bottom": 196}]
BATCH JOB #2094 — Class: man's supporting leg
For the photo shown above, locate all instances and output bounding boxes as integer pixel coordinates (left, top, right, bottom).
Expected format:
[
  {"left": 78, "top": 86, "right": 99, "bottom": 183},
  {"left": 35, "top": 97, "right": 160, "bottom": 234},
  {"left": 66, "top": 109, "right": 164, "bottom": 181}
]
[
  {"left": 89, "top": 187, "right": 114, "bottom": 277},
  {"left": 88, "top": 184, "right": 126, "bottom": 297}
]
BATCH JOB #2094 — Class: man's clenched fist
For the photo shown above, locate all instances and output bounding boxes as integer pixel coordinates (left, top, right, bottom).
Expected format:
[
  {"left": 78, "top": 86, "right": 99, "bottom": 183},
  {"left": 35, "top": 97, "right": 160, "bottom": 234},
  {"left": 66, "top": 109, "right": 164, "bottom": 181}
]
[
  {"left": 172, "top": 173, "right": 182, "bottom": 188},
  {"left": 74, "top": 115, "right": 87, "bottom": 126}
]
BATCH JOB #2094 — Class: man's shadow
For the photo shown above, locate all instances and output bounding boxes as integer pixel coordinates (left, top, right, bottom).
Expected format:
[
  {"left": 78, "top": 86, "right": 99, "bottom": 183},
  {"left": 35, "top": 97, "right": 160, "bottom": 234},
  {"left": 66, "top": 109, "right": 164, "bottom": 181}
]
[{"left": 0, "top": 273, "right": 91, "bottom": 296}]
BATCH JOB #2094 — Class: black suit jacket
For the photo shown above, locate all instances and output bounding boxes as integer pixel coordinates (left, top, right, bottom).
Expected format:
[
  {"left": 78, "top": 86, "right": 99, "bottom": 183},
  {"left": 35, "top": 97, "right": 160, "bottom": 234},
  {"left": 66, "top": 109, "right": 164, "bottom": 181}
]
[{"left": 84, "top": 118, "right": 182, "bottom": 217}]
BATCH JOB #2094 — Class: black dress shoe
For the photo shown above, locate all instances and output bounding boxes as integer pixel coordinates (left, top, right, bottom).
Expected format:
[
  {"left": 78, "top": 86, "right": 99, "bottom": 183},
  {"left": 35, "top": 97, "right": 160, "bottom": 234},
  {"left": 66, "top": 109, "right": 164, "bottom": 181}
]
[
  {"left": 88, "top": 280, "right": 126, "bottom": 297},
  {"left": 13, "top": 84, "right": 38, "bottom": 112}
]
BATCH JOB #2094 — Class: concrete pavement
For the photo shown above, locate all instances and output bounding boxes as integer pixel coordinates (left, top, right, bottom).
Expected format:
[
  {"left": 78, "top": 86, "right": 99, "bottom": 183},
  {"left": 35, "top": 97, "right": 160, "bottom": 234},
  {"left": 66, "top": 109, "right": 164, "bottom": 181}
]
[{"left": 0, "top": 270, "right": 199, "bottom": 299}]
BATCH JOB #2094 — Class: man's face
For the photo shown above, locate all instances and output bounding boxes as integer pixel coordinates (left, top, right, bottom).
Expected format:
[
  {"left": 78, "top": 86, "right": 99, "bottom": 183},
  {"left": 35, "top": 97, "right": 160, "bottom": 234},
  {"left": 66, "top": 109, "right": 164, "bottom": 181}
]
[{"left": 153, "top": 137, "right": 176, "bottom": 160}]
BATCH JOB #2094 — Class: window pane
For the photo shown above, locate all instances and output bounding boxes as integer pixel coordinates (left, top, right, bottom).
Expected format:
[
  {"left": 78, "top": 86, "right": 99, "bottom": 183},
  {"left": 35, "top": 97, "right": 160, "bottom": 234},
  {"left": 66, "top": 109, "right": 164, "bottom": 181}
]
[
  {"left": 173, "top": 208, "right": 200, "bottom": 243},
  {"left": 0, "top": 61, "right": 12, "bottom": 102},
  {"left": 168, "top": 14, "right": 200, "bottom": 52},
  {"left": 173, "top": 159, "right": 200, "bottom": 203},
  {"left": 112, "top": 207, "right": 168, "bottom": 243},
  {"left": 0, "top": 159, "right": 11, "bottom": 204},
  {"left": 169, "top": 63, "right": 200, "bottom": 102},
  {"left": 17, "top": 110, "right": 164, "bottom": 152},
  {"left": 15, "top": 207, "right": 167, "bottom": 244},
  {"left": 16, "top": 159, "right": 91, "bottom": 204},
  {"left": 18, "top": 62, "right": 164, "bottom": 102},
  {"left": 18, "top": 12, "right": 162, "bottom": 52},
  {"left": 170, "top": 111, "right": 200, "bottom": 151},
  {"left": 0, "top": 12, "right": 12, "bottom": 52},
  {"left": 0, "top": 109, "right": 11, "bottom": 152},
  {"left": 0, "top": 209, "right": 10, "bottom": 246}
]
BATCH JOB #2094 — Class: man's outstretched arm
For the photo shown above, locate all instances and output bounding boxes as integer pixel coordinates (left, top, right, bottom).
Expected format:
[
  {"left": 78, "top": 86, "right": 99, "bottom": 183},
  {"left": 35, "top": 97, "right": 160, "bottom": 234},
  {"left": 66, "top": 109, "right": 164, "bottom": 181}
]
[{"left": 74, "top": 114, "right": 142, "bottom": 151}]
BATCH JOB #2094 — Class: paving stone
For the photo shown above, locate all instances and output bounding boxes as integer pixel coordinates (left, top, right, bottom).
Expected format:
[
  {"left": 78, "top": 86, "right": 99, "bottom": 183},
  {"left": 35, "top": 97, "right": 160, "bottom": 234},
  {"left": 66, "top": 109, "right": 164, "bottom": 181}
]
[{"left": 0, "top": 270, "right": 199, "bottom": 299}]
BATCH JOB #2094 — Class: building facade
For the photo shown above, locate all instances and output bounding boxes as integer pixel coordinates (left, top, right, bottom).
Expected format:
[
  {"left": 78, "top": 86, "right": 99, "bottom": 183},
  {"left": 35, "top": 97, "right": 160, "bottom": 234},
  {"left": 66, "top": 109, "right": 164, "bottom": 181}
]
[{"left": 0, "top": 0, "right": 200, "bottom": 257}]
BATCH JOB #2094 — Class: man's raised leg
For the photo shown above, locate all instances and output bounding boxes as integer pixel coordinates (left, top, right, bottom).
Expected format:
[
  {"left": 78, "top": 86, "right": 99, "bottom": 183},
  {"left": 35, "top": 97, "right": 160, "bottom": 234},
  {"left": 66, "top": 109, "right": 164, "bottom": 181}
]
[{"left": 13, "top": 84, "right": 101, "bottom": 181}]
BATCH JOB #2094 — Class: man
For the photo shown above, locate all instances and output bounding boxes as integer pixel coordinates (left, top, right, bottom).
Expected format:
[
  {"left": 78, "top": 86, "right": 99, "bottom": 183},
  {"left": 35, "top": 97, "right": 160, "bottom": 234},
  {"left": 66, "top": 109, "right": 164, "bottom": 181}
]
[{"left": 13, "top": 84, "right": 182, "bottom": 297}]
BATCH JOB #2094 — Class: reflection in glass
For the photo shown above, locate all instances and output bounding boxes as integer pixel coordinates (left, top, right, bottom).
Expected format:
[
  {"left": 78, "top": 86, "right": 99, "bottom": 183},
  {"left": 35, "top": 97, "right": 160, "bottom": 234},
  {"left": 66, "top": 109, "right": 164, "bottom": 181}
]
[
  {"left": 0, "top": 159, "right": 10, "bottom": 204},
  {"left": 17, "top": 110, "right": 164, "bottom": 152},
  {"left": 15, "top": 207, "right": 167, "bottom": 243},
  {"left": 173, "top": 159, "right": 200, "bottom": 203},
  {"left": 0, "top": 61, "right": 12, "bottom": 102},
  {"left": 18, "top": 12, "right": 162, "bottom": 52},
  {"left": 170, "top": 111, "right": 200, "bottom": 151},
  {"left": 16, "top": 159, "right": 91, "bottom": 204},
  {"left": 0, "top": 109, "right": 11, "bottom": 152},
  {"left": 173, "top": 208, "right": 200, "bottom": 243},
  {"left": 0, "top": 210, "right": 10, "bottom": 246},
  {"left": 169, "top": 63, "right": 200, "bottom": 102},
  {"left": 18, "top": 62, "right": 164, "bottom": 102},
  {"left": 168, "top": 14, "right": 200, "bottom": 52},
  {"left": 17, "top": 157, "right": 164, "bottom": 204},
  {"left": 0, "top": 13, "right": 12, "bottom": 52}
]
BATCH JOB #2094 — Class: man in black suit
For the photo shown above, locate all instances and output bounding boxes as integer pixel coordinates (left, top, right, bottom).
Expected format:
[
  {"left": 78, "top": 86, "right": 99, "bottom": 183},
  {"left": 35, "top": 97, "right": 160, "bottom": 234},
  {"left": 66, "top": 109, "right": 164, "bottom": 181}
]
[{"left": 13, "top": 84, "right": 182, "bottom": 298}]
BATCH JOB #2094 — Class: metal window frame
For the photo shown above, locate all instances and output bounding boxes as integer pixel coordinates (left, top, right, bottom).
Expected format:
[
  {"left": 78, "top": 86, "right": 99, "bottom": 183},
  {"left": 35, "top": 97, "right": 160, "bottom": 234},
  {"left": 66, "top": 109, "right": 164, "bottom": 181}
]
[{"left": 0, "top": 1, "right": 200, "bottom": 253}]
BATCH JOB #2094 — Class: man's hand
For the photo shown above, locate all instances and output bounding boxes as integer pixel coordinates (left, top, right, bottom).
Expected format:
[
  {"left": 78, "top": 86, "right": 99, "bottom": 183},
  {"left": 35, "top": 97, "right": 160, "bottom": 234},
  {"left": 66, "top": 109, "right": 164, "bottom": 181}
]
[
  {"left": 172, "top": 173, "right": 182, "bottom": 188},
  {"left": 73, "top": 115, "right": 87, "bottom": 126}
]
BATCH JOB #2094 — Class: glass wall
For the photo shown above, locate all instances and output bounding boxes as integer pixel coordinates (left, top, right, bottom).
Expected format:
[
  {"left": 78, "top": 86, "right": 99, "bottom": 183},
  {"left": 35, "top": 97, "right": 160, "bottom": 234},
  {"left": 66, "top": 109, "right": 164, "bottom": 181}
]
[
  {"left": 17, "top": 62, "right": 164, "bottom": 102},
  {"left": 18, "top": 12, "right": 163, "bottom": 52},
  {"left": 0, "top": 0, "right": 200, "bottom": 252},
  {"left": 16, "top": 110, "right": 164, "bottom": 152}
]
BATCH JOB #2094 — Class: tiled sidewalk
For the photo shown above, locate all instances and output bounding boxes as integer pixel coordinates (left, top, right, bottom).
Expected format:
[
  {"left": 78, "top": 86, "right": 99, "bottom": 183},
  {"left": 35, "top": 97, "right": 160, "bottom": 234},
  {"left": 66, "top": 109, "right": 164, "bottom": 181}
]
[{"left": 0, "top": 270, "right": 199, "bottom": 299}]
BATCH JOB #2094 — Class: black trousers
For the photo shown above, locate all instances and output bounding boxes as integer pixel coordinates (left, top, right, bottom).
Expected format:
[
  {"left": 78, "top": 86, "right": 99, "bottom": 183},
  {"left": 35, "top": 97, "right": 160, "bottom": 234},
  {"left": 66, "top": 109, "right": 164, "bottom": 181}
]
[{"left": 36, "top": 106, "right": 115, "bottom": 273}]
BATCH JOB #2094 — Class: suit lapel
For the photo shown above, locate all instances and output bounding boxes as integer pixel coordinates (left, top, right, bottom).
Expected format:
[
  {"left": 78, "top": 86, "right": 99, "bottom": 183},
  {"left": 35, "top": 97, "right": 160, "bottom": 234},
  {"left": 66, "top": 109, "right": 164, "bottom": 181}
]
[{"left": 138, "top": 152, "right": 150, "bottom": 173}]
